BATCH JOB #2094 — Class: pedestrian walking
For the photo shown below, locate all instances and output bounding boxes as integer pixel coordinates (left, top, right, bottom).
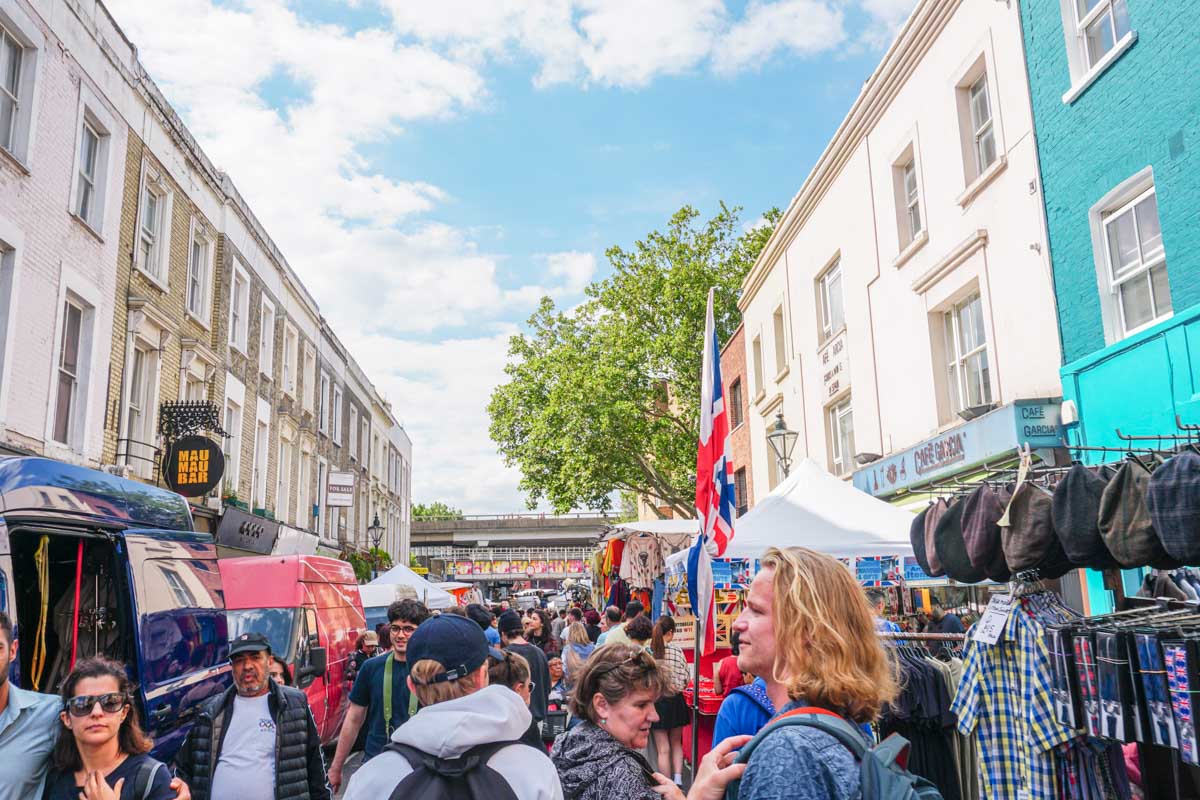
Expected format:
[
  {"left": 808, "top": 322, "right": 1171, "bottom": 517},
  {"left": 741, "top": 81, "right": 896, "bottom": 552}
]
[
  {"left": 558, "top": 608, "right": 584, "bottom": 643},
  {"left": 467, "top": 603, "right": 502, "bottom": 645},
  {"left": 551, "top": 609, "right": 568, "bottom": 640},
  {"left": 0, "top": 612, "right": 192, "bottom": 800},
  {"left": 547, "top": 657, "right": 567, "bottom": 703},
  {"left": 624, "top": 614, "right": 654, "bottom": 650},
  {"left": 595, "top": 606, "right": 622, "bottom": 646},
  {"left": 342, "top": 613, "right": 563, "bottom": 800},
  {"left": 603, "top": 600, "right": 643, "bottom": 648},
  {"left": 347, "top": 630, "right": 380, "bottom": 681},
  {"left": 650, "top": 616, "right": 690, "bottom": 788},
  {"left": 562, "top": 623, "right": 595, "bottom": 684},
  {"left": 583, "top": 609, "right": 603, "bottom": 643},
  {"left": 730, "top": 547, "right": 900, "bottom": 800},
  {"left": 499, "top": 610, "right": 552, "bottom": 736},
  {"left": 327, "top": 599, "right": 429, "bottom": 791},
  {"left": 173, "top": 631, "right": 330, "bottom": 800},
  {"left": 269, "top": 655, "right": 293, "bottom": 686},
  {"left": 525, "top": 608, "right": 561, "bottom": 658},
  {"left": 487, "top": 648, "right": 543, "bottom": 749},
  {"left": 45, "top": 657, "right": 174, "bottom": 800}
]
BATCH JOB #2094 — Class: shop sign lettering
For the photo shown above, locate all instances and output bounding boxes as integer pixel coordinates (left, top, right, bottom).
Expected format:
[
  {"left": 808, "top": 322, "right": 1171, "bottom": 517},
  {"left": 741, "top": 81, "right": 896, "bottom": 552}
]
[{"left": 820, "top": 332, "right": 849, "bottom": 398}]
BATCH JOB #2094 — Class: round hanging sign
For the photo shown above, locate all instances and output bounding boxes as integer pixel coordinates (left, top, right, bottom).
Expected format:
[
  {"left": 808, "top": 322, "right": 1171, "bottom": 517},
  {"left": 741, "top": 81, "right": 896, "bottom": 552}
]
[{"left": 161, "top": 435, "right": 225, "bottom": 497}]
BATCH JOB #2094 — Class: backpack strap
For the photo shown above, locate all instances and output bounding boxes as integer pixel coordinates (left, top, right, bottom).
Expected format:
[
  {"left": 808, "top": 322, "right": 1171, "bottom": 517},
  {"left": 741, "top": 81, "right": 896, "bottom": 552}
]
[
  {"left": 384, "top": 740, "right": 526, "bottom": 800},
  {"left": 133, "top": 760, "right": 165, "bottom": 800}
]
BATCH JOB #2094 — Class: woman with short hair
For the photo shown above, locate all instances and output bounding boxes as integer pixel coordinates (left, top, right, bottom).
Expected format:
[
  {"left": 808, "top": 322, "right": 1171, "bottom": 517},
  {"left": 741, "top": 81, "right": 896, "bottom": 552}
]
[
  {"left": 650, "top": 616, "right": 690, "bottom": 788},
  {"left": 46, "top": 657, "right": 174, "bottom": 800}
]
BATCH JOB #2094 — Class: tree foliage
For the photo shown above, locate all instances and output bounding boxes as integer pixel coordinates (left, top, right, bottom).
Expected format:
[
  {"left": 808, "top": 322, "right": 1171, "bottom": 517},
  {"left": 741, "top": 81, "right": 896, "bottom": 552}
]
[
  {"left": 489, "top": 203, "right": 780, "bottom": 516},
  {"left": 412, "top": 501, "right": 464, "bottom": 520}
]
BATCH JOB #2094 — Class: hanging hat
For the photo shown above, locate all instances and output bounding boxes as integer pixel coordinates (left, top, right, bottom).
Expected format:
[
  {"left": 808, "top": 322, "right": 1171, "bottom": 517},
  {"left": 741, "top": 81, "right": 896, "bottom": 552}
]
[
  {"left": 910, "top": 505, "right": 932, "bottom": 576},
  {"left": 1051, "top": 464, "right": 1120, "bottom": 569},
  {"left": 961, "top": 484, "right": 1011, "bottom": 581},
  {"left": 1147, "top": 450, "right": 1200, "bottom": 564},
  {"left": 1099, "top": 460, "right": 1181, "bottom": 569},
  {"left": 1002, "top": 483, "right": 1073, "bottom": 577},
  {"left": 934, "top": 498, "right": 987, "bottom": 583},
  {"left": 923, "top": 497, "right": 948, "bottom": 577}
]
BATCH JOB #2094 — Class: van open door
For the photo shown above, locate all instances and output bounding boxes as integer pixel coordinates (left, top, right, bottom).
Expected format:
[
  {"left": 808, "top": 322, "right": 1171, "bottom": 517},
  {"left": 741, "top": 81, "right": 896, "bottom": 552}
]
[
  {"left": 121, "top": 532, "right": 231, "bottom": 759},
  {"left": 295, "top": 605, "right": 329, "bottom": 735}
]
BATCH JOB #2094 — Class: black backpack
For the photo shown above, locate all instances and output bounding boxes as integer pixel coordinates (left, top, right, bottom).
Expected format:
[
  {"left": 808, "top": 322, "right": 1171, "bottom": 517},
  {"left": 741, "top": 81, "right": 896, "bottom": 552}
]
[{"left": 385, "top": 740, "right": 524, "bottom": 800}]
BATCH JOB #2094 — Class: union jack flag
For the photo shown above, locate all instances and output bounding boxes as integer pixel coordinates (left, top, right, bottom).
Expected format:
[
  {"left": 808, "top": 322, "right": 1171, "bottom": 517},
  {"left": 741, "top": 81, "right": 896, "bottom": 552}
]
[{"left": 687, "top": 288, "right": 736, "bottom": 656}]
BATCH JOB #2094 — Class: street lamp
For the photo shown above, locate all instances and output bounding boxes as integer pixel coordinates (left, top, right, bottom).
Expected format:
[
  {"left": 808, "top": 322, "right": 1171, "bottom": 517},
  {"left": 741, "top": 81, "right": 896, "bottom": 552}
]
[
  {"left": 367, "top": 513, "right": 384, "bottom": 581},
  {"left": 766, "top": 412, "right": 800, "bottom": 477}
]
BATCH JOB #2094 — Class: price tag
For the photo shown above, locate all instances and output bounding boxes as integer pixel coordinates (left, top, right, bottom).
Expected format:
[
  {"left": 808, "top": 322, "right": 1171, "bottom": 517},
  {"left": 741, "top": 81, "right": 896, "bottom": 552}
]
[{"left": 972, "top": 593, "right": 1013, "bottom": 645}]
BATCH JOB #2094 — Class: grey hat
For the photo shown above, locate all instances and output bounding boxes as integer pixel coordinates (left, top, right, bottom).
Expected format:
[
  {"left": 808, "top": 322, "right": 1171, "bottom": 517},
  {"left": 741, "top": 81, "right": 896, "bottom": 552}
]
[
  {"left": 1147, "top": 450, "right": 1200, "bottom": 564},
  {"left": 1099, "top": 460, "right": 1180, "bottom": 569},
  {"left": 910, "top": 505, "right": 932, "bottom": 576},
  {"left": 1002, "top": 483, "right": 1073, "bottom": 577},
  {"left": 1051, "top": 464, "right": 1119, "bottom": 570},
  {"left": 923, "top": 498, "right": 948, "bottom": 577},
  {"left": 934, "top": 498, "right": 986, "bottom": 583}
]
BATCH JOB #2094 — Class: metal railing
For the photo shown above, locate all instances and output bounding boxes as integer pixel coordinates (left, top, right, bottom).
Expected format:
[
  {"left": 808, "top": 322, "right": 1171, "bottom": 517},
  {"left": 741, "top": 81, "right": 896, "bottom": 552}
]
[{"left": 413, "top": 545, "right": 593, "bottom": 561}]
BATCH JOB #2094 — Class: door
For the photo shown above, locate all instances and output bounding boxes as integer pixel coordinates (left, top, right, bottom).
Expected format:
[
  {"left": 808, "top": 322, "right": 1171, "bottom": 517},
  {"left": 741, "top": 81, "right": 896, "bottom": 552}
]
[
  {"left": 0, "top": 520, "right": 11, "bottom": 681},
  {"left": 296, "top": 604, "right": 329, "bottom": 739},
  {"left": 122, "top": 531, "right": 230, "bottom": 760}
]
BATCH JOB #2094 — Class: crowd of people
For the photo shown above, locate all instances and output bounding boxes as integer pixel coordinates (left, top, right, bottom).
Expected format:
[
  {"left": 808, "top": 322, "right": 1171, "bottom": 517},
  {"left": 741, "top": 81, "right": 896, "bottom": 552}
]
[{"left": 0, "top": 545, "right": 928, "bottom": 799}]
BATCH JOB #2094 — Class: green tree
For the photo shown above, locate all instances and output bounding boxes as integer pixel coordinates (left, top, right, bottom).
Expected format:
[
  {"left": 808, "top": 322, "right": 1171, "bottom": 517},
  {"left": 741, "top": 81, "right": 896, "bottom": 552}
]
[
  {"left": 489, "top": 203, "right": 780, "bottom": 516},
  {"left": 412, "top": 501, "right": 464, "bottom": 520}
]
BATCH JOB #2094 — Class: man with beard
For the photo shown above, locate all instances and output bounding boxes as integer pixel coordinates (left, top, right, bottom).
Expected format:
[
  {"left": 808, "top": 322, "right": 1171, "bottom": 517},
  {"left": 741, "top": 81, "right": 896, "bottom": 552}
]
[
  {"left": 0, "top": 611, "right": 193, "bottom": 800},
  {"left": 174, "top": 632, "right": 330, "bottom": 800}
]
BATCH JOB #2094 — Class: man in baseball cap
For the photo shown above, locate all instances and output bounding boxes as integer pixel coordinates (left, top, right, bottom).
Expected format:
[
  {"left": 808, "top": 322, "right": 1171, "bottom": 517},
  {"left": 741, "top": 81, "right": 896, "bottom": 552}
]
[{"left": 343, "top": 614, "right": 563, "bottom": 799}]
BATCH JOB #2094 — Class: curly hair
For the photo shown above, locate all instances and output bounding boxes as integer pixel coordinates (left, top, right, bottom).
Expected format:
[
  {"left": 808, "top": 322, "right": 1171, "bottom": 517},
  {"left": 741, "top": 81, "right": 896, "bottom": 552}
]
[
  {"left": 624, "top": 614, "right": 653, "bottom": 643},
  {"left": 568, "top": 644, "right": 667, "bottom": 723},
  {"left": 53, "top": 657, "right": 153, "bottom": 772},
  {"left": 762, "top": 547, "right": 899, "bottom": 723}
]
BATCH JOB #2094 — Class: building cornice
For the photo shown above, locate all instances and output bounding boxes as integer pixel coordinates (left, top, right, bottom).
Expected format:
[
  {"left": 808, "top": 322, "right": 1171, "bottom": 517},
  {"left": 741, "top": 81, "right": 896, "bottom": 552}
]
[
  {"left": 910, "top": 229, "right": 989, "bottom": 294},
  {"left": 739, "top": 0, "right": 963, "bottom": 311}
]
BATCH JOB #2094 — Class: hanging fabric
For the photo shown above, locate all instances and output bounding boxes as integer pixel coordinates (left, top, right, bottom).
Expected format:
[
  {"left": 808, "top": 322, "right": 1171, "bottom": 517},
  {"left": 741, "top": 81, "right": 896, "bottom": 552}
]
[{"left": 32, "top": 534, "right": 50, "bottom": 691}]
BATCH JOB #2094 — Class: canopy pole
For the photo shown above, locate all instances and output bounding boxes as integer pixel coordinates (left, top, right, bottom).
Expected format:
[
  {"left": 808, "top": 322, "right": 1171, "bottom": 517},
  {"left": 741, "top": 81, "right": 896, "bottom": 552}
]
[{"left": 689, "top": 611, "right": 702, "bottom": 780}]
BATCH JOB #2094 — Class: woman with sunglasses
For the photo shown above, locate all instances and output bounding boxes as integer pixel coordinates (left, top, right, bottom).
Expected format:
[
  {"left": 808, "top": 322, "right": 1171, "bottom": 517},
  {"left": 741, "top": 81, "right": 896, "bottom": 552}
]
[{"left": 46, "top": 657, "right": 174, "bottom": 800}]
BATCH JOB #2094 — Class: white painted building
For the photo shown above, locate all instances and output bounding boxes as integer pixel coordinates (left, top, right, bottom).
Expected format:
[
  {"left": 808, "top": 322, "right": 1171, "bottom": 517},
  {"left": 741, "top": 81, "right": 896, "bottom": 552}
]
[
  {"left": 740, "top": 0, "right": 1063, "bottom": 497},
  {"left": 0, "top": 0, "right": 134, "bottom": 467}
]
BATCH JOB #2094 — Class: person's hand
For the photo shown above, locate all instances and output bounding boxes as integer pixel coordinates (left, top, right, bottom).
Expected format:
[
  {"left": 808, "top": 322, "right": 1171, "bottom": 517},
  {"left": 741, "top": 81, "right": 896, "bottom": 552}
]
[
  {"left": 168, "top": 777, "right": 192, "bottom": 800},
  {"left": 328, "top": 761, "right": 343, "bottom": 793},
  {"left": 686, "top": 735, "right": 753, "bottom": 800},
  {"left": 80, "top": 771, "right": 122, "bottom": 800},
  {"left": 651, "top": 772, "right": 686, "bottom": 800}
]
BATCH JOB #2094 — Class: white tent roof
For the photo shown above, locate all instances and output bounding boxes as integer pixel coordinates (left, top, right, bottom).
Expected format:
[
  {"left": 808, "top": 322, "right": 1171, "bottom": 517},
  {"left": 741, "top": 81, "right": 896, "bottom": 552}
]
[
  {"left": 608, "top": 519, "right": 698, "bottom": 536},
  {"left": 368, "top": 564, "right": 455, "bottom": 609},
  {"left": 667, "top": 458, "right": 914, "bottom": 566}
]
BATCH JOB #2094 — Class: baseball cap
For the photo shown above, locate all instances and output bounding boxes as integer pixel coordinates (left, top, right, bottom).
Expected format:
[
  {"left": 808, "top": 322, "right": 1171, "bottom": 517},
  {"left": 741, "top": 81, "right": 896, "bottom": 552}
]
[
  {"left": 407, "top": 614, "right": 504, "bottom": 684},
  {"left": 497, "top": 609, "right": 524, "bottom": 636},
  {"left": 229, "top": 631, "right": 271, "bottom": 657},
  {"left": 362, "top": 630, "right": 379, "bottom": 646}
]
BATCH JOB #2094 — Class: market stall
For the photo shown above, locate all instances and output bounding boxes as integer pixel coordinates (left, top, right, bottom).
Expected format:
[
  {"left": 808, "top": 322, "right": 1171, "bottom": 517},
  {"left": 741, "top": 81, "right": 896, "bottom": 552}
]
[
  {"left": 369, "top": 563, "right": 456, "bottom": 610},
  {"left": 592, "top": 519, "right": 696, "bottom": 619}
]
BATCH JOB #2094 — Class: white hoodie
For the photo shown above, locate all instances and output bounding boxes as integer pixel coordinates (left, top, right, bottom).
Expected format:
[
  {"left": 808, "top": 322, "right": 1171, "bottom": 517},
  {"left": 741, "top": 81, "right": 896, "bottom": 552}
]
[{"left": 343, "top": 684, "right": 564, "bottom": 800}]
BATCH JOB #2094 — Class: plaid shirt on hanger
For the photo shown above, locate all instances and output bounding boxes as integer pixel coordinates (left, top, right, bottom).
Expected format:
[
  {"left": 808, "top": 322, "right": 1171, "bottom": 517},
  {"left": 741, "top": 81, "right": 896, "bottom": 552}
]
[{"left": 953, "top": 602, "right": 1073, "bottom": 800}]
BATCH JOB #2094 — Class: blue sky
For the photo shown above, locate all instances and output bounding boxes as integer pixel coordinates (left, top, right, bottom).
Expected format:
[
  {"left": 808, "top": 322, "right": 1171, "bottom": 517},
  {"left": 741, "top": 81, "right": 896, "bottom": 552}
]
[{"left": 108, "top": 0, "right": 915, "bottom": 511}]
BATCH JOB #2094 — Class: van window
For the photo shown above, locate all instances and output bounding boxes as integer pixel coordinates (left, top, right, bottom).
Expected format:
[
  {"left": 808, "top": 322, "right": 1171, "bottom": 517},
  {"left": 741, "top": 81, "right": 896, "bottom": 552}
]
[
  {"left": 126, "top": 536, "right": 227, "bottom": 688},
  {"left": 228, "top": 608, "right": 297, "bottom": 659}
]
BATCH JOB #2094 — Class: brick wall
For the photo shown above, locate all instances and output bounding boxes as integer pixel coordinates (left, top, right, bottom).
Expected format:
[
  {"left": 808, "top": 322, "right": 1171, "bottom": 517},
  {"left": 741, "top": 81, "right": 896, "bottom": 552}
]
[
  {"left": 1021, "top": 0, "right": 1200, "bottom": 363},
  {"left": 720, "top": 324, "right": 755, "bottom": 511}
]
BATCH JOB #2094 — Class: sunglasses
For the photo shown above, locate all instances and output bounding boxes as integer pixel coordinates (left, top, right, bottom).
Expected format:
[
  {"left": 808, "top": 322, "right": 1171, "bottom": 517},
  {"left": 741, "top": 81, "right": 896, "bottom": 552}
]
[{"left": 65, "top": 693, "right": 127, "bottom": 717}]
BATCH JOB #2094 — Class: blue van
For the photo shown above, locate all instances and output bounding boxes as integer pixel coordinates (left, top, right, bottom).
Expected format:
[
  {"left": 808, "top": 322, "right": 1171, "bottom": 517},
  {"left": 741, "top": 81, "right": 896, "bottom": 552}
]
[{"left": 0, "top": 457, "right": 230, "bottom": 758}]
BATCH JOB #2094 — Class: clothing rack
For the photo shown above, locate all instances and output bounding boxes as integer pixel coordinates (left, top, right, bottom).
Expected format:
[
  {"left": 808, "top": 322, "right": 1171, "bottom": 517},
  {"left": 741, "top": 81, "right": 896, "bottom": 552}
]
[{"left": 878, "top": 632, "right": 967, "bottom": 642}]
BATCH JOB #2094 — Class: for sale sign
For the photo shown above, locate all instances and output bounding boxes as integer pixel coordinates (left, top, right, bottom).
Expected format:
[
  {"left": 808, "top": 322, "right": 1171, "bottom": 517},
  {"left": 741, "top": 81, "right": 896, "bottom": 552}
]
[{"left": 326, "top": 471, "right": 355, "bottom": 507}]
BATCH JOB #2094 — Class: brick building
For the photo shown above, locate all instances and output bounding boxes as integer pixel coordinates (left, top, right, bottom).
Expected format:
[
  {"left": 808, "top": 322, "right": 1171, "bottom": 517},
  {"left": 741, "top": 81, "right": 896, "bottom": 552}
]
[{"left": 720, "top": 323, "right": 754, "bottom": 515}]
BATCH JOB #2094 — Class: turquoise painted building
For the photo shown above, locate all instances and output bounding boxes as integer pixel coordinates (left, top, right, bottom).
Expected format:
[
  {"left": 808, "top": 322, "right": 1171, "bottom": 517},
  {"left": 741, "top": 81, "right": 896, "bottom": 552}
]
[{"left": 1019, "top": 0, "right": 1200, "bottom": 607}]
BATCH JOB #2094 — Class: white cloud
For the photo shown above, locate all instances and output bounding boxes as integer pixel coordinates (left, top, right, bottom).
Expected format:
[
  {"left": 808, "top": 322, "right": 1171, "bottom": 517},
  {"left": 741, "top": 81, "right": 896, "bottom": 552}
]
[
  {"left": 546, "top": 252, "right": 596, "bottom": 294},
  {"left": 713, "top": 1, "right": 846, "bottom": 74},
  {"left": 858, "top": 0, "right": 919, "bottom": 48}
]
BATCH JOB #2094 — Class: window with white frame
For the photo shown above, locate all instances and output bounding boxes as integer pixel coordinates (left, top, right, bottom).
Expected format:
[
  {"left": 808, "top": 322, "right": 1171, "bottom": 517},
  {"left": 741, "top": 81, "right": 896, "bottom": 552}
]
[
  {"left": 52, "top": 299, "right": 84, "bottom": 445},
  {"left": 362, "top": 418, "right": 370, "bottom": 465},
  {"left": 751, "top": 336, "right": 764, "bottom": 397},
  {"left": 968, "top": 75, "right": 996, "bottom": 177},
  {"left": 316, "top": 459, "right": 327, "bottom": 536},
  {"left": 229, "top": 266, "right": 249, "bottom": 352},
  {"left": 298, "top": 443, "right": 312, "bottom": 529},
  {"left": 0, "top": 241, "right": 15, "bottom": 395},
  {"left": 75, "top": 122, "right": 101, "bottom": 225},
  {"left": 184, "top": 373, "right": 205, "bottom": 402},
  {"left": 318, "top": 372, "right": 330, "bottom": 435},
  {"left": 186, "top": 221, "right": 212, "bottom": 321},
  {"left": 0, "top": 7, "right": 42, "bottom": 166},
  {"left": 943, "top": 292, "right": 993, "bottom": 417},
  {"left": 772, "top": 306, "right": 787, "bottom": 375},
  {"left": 349, "top": 406, "right": 358, "bottom": 461},
  {"left": 137, "top": 172, "right": 171, "bottom": 284},
  {"left": 302, "top": 343, "right": 316, "bottom": 412},
  {"left": 1072, "top": 0, "right": 1131, "bottom": 70},
  {"left": 827, "top": 398, "right": 855, "bottom": 477},
  {"left": 124, "top": 344, "right": 159, "bottom": 478},
  {"left": 817, "top": 260, "right": 844, "bottom": 342},
  {"left": 282, "top": 323, "right": 298, "bottom": 397},
  {"left": 224, "top": 399, "right": 242, "bottom": 491},
  {"left": 332, "top": 385, "right": 343, "bottom": 445},
  {"left": 277, "top": 434, "right": 293, "bottom": 525},
  {"left": 259, "top": 299, "right": 275, "bottom": 377},
  {"left": 252, "top": 420, "right": 268, "bottom": 509},
  {"left": 893, "top": 150, "right": 924, "bottom": 248},
  {"left": 1102, "top": 185, "right": 1170, "bottom": 337}
]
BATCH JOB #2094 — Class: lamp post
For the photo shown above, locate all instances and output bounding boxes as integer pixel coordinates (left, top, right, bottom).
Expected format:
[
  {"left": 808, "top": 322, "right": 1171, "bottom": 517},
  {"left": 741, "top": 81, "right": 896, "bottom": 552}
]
[
  {"left": 766, "top": 411, "right": 800, "bottom": 478},
  {"left": 367, "top": 513, "right": 384, "bottom": 581}
]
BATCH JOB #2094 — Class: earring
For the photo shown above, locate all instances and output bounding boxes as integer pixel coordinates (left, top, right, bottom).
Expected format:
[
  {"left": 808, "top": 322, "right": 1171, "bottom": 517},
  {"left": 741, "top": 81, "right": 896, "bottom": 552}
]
[{"left": 600, "top": 717, "right": 607, "bottom": 725}]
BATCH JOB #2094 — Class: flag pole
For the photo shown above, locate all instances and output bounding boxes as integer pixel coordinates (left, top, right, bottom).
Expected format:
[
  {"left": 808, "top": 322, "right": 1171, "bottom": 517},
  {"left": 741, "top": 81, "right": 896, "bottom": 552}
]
[{"left": 690, "top": 599, "right": 702, "bottom": 781}]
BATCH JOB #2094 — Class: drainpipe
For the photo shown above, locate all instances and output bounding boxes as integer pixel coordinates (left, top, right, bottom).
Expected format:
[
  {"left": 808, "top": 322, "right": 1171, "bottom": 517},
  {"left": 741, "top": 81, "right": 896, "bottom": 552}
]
[{"left": 115, "top": 157, "right": 148, "bottom": 468}]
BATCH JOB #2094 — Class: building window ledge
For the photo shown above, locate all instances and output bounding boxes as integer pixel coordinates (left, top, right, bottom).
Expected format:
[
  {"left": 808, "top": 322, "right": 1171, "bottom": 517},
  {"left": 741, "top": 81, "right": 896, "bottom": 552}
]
[
  {"left": 0, "top": 146, "right": 31, "bottom": 177},
  {"left": 753, "top": 388, "right": 766, "bottom": 405},
  {"left": 184, "top": 310, "right": 211, "bottom": 333},
  {"left": 69, "top": 213, "right": 104, "bottom": 244},
  {"left": 758, "top": 392, "right": 783, "bottom": 416},
  {"left": 893, "top": 230, "right": 929, "bottom": 270},
  {"left": 956, "top": 155, "right": 1008, "bottom": 209},
  {"left": 1063, "top": 31, "right": 1137, "bottom": 106},
  {"left": 773, "top": 365, "right": 791, "bottom": 383},
  {"left": 133, "top": 265, "right": 170, "bottom": 295}
]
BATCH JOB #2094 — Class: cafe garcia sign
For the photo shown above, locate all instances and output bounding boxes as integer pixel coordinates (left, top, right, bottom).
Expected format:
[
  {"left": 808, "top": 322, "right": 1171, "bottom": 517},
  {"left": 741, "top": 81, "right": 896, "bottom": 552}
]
[{"left": 851, "top": 399, "right": 1064, "bottom": 497}]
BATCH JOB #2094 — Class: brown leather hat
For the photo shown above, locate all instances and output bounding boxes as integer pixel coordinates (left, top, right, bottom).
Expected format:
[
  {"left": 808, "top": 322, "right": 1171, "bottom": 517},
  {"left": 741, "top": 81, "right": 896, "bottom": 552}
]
[
  {"left": 1051, "top": 464, "right": 1119, "bottom": 569},
  {"left": 1099, "top": 460, "right": 1180, "bottom": 569},
  {"left": 961, "top": 484, "right": 1011, "bottom": 581},
  {"left": 934, "top": 498, "right": 987, "bottom": 583},
  {"left": 1002, "top": 483, "right": 1072, "bottom": 575},
  {"left": 910, "top": 505, "right": 932, "bottom": 576},
  {"left": 923, "top": 497, "right": 948, "bottom": 577}
]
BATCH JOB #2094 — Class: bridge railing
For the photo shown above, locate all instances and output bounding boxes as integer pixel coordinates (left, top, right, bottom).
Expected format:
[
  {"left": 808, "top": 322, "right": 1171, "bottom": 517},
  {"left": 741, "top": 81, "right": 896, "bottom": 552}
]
[
  {"left": 412, "top": 512, "right": 613, "bottom": 529},
  {"left": 413, "top": 545, "right": 594, "bottom": 561}
]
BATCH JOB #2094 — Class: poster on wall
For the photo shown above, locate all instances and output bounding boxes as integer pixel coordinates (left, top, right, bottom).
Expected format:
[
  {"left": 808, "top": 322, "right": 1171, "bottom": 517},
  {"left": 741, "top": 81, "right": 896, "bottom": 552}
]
[
  {"left": 455, "top": 561, "right": 474, "bottom": 575},
  {"left": 492, "top": 560, "right": 510, "bottom": 575},
  {"left": 566, "top": 559, "right": 585, "bottom": 574}
]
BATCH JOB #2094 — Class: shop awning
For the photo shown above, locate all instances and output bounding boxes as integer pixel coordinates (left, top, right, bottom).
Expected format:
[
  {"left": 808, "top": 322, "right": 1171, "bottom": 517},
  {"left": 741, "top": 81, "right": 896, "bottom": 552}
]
[{"left": 698, "top": 458, "right": 915, "bottom": 561}]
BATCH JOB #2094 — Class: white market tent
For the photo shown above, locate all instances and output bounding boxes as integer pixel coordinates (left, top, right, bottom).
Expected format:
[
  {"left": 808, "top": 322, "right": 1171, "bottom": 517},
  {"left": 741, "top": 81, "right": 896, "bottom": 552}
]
[
  {"left": 666, "top": 458, "right": 915, "bottom": 568},
  {"left": 367, "top": 564, "right": 455, "bottom": 610}
]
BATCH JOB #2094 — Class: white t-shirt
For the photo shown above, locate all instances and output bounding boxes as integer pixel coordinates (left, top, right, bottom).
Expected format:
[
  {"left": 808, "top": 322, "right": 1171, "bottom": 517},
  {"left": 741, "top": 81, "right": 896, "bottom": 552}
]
[{"left": 210, "top": 693, "right": 276, "bottom": 799}]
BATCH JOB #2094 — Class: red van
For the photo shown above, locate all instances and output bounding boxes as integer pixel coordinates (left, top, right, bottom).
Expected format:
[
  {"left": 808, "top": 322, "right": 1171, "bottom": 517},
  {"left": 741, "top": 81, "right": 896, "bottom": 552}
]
[{"left": 218, "top": 555, "right": 366, "bottom": 745}]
